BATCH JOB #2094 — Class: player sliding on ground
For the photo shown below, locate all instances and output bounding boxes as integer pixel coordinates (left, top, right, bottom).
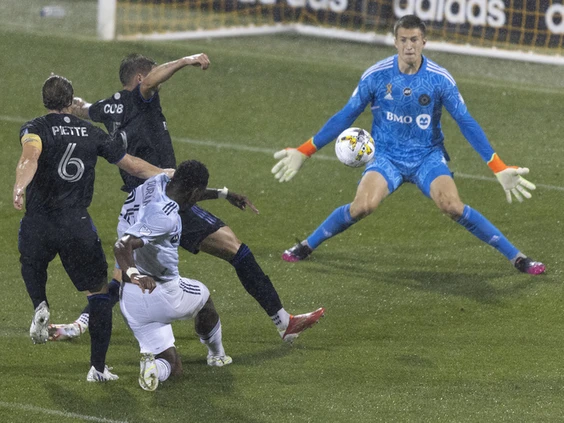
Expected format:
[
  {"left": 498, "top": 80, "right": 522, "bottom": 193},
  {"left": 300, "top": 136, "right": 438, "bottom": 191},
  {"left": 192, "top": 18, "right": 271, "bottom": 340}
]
[{"left": 271, "top": 14, "right": 545, "bottom": 275}]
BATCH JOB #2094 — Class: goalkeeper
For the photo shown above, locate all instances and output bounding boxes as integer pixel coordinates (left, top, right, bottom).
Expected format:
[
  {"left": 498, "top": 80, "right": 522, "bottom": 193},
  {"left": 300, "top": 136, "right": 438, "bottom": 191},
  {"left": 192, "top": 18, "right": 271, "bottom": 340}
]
[{"left": 272, "top": 14, "right": 545, "bottom": 275}]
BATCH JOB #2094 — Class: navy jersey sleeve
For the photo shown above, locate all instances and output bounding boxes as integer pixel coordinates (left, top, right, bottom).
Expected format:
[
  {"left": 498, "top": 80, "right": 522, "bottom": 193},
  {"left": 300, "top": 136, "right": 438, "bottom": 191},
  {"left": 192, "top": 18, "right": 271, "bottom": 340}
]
[
  {"left": 441, "top": 83, "right": 495, "bottom": 162},
  {"left": 312, "top": 78, "right": 372, "bottom": 150},
  {"left": 92, "top": 126, "right": 126, "bottom": 164},
  {"left": 88, "top": 98, "right": 110, "bottom": 123}
]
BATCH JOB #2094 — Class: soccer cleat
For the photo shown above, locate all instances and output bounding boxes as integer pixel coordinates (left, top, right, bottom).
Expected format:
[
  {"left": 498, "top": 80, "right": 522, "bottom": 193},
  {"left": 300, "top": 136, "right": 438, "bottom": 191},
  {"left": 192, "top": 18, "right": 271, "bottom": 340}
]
[
  {"left": 514, "top": 257, "right": 546, "bottom": 275},
  {"left": 30, "top": 301, "right": 50, "bottom": 344},
  {"left": 48, "top": 322, "right": 85, "bottom": 341},
  {"left": 139, "top": 353, "right": 159, "bottom": 391},
  {"left": 86, "top": 365, "right": 119, "bottom": 382},
  {"left": 282, "top": 241, "right": 313, "bottom": 262},
  {"left": 280, "top": 307, "right": 325, "bottom": 343},
  {"left": 207, "top": 355, "right": 233, "bottom": 367}
]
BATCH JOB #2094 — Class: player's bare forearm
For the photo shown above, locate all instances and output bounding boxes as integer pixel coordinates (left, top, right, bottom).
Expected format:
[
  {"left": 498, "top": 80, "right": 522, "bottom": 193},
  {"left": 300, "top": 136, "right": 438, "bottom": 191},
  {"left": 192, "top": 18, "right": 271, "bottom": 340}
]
[
  {"left": 69, "top": 97, "right": 91, "bottom": 120},
  {"left": 13, "top": 145, "right": 40, "bottom": 210},
  {"left": 116, "top": 154, "right": 164, "bottom": 179},
  {"left": 199, "top": 188, "right": 259, "bottom": 213},
  {"left": 140, "top": 53, "right": 210, "bottom": 99},
  {"left": 114, "top": 235, "right": 156, "bottom": 292}
]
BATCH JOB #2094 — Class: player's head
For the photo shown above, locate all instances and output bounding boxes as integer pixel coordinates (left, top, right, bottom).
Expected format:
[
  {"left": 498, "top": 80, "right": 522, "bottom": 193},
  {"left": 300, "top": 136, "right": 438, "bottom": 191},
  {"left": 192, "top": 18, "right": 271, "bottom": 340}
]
[
  {"left": 42, "top": 75, "right": 73, "bottom": 111},
  {"left": 393, "top": 15, "right": 427, "bottom": 68},
  {"left": 168, "top": 160, "right": 209, "bottom": 206},
  {"left": 119, "top": 53, "right": 157, "bottom": 87}
]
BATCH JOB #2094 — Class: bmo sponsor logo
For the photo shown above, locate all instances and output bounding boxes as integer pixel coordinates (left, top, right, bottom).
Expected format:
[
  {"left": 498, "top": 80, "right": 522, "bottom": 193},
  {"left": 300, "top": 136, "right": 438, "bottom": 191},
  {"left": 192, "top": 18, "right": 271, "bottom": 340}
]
[
  {"left": 394, "top": 0, "right": 506, "bottom": 28},
  {"left": 386, "top": 112, "right": 431, "bottom": 129}
]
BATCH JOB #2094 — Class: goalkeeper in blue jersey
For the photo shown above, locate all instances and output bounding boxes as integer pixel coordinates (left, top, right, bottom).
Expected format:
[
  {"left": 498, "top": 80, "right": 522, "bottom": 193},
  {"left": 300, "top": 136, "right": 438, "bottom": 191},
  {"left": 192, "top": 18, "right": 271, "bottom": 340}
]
[{"left": 271, "top": 14, "right": 545, "bottom": 275}]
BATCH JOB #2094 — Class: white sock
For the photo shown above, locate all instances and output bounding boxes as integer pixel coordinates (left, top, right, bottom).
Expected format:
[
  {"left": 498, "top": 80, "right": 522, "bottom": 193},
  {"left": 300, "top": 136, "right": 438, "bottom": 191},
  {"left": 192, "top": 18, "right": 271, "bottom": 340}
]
[
  {"left": 270, "top": 308, "right": 291, "bottom": 331},
  {"left": 75, "top": 313, "right": 89, "bottom": 331},
  {"left": 200, "top": 320, "right": 226, "bottom": 357},
  {"left": 156, "top": 358, "right": 171, "bottom": 382}
]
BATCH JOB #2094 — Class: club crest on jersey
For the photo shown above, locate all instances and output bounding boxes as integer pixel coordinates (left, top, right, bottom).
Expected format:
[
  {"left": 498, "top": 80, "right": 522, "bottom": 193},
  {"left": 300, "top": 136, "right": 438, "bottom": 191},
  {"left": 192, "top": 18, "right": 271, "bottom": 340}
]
[
  {"left": 418, "top": 94, "right": 431, "bottom": 106},
  {"left": 139, "top": 225, "right": 152, "bottom": 236},
  {"left": 403, "top": 88, "right": 412, "bottom": 96},
  {"left": 385, "top": 83, "right": 393, "bottom": 100},
  {"left": 416, "top": 114, "right": 431, "bottom": 130}
]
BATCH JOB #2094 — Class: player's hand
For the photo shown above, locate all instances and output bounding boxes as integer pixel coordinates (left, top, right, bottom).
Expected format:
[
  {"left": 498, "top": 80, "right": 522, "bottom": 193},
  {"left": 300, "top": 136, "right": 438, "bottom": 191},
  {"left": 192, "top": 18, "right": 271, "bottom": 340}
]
[
  {"left": 495, "top": 167, "right": 536, "bottom": 203},
  {"left": 130, "top": 274, "right": 157, "bottom": 294},
  {"left": 226, "top": 191, "right": 259, "bottom": 214},
  {"left": 163, "top": 168, "right": 175, "bottom": 179},
  {"left": 13, "top": 187, "right": 24, "bottom": 210},
  {"left": 271, "top": 148, "right": 308, "bottom": 182},
  {"left": 184, "top": 53, "right": 210, "bottom": 70}
]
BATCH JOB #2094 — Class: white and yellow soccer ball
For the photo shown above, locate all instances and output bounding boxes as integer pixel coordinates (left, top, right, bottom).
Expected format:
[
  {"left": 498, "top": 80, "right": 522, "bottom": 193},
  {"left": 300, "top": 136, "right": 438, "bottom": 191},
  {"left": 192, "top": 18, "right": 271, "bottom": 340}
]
[{"left": 335, "top": 127, "right": 375, "bottom": 168}]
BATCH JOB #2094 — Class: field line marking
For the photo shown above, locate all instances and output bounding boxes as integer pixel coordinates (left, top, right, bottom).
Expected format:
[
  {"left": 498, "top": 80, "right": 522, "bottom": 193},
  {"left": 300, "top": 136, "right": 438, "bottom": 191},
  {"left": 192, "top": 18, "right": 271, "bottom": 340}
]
[
  {"left": 1, "top": 115, "right": 562, "bottom": 192},
  {"left": 0, "top": 401, "right": 128, "bottom": 423}
]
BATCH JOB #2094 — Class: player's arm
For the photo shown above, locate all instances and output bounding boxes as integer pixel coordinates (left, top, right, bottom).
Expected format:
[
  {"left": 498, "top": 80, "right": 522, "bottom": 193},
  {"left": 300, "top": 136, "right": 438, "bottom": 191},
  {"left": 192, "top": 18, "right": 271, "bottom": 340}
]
[
  {"left": 114, "top": 234, "right": 156, "bottom": 293},
  {"left": 200, "top": 187, "right": 259, "bottom": 214},
  {"left": 140, "top": 53, "right": 210, "bottom": 99},
  {"left": 115, "top": 154, "right": 166, "bottom": 180},
  {"left": 13, "top": 134, "right": 42, "bottom": 210},
  {"left": 444, "top": 87, "right": 535, "bottom": 204},
  {"left": 69, "top": 97, "right": 92, "bottom": 120},
  {"left": 272, "top": 83, "right": 368, "bottom": 182}
]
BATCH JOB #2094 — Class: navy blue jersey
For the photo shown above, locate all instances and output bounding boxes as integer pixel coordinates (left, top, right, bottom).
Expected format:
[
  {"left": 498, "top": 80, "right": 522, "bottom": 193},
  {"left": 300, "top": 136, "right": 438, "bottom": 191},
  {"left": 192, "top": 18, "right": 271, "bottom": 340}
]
[
  {"left": 312, "top": 55, "right": 495, "bottom": 166},
  {"left": 89, "top": 87, "right": 176, "bottom": 192},
  {"left": 19, "top": 113, "right": 126, "bottom": 214}
]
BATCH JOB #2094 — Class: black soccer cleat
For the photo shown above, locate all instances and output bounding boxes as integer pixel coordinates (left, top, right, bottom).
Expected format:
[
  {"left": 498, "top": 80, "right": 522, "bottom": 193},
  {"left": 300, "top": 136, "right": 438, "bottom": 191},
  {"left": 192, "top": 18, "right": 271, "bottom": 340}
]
[
  {"left": 282, "top": 241, "right": 313, "bottom": 262},
  {"left": 514, "top": 256, "right": 546, "bottom": 275}
]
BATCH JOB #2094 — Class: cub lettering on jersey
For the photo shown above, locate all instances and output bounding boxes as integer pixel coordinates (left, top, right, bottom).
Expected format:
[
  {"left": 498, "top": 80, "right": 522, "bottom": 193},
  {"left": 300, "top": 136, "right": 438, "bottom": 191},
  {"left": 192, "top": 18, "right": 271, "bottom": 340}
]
[{"left": 103, "top": 104, "right": 124, "bottom": 115}]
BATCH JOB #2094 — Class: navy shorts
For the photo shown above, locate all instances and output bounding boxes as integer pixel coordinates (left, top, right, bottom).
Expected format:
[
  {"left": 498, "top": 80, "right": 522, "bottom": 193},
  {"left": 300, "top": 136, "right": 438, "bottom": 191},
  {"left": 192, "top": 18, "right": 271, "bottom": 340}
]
[
  {"left": 178, "top": 205, "right": 225, "bottom": 254},
  {"left": 18, "top": 209, "right": 107, "bottom": 292}
]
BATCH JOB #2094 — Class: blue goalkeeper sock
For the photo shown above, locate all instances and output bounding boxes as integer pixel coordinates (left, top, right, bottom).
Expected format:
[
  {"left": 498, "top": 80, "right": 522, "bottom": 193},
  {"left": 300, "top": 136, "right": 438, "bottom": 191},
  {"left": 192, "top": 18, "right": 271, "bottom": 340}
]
[
  {"left": 307, "top": 204, "right": 357, "bottom": 249},
  {"left": 456, "top": 205, "right": 518, "bottom": 260}
]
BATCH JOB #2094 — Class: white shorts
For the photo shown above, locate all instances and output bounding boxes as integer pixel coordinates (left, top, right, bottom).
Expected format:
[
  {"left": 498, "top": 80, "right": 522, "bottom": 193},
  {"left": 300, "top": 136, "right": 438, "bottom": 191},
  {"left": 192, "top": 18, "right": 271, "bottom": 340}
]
[{"left": 119, "top": 277, "right": 210, "bottom": 355}]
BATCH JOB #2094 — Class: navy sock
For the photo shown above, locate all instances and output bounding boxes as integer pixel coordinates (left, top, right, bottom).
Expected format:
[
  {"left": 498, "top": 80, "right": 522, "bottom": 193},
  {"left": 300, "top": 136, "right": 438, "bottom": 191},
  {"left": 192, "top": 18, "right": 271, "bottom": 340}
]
[
  {"left": 81, "top": 279, "right": 120, "bottom": 315},
  {"left": 230, "top": 244, "right": 283, "bottom": 316},
  {"left": 456, "top": 205, "right": 518, "bottom": 260},
  {"left": 20, "top": 256, "right": 49, "bottom": 309},
  {"left": 87, "top": 292, "right": 113, "bottom": 372},
  {"left": 307, "top": 204, "right": 356, "bottom": 249}
]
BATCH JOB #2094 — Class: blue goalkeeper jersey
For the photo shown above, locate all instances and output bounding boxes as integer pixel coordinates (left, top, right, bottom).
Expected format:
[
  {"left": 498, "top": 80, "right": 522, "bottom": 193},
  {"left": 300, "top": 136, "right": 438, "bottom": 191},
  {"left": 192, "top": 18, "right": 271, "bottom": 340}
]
[{"left": 312, "top": 55, "right": 495, "bottom": 165}]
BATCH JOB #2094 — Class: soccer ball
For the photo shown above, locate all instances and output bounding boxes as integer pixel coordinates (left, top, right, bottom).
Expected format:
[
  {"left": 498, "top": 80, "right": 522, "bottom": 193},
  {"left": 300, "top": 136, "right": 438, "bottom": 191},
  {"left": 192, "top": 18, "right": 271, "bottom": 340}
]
[{"left": 335, "top": 127, "right": 375, "bottom": 167}]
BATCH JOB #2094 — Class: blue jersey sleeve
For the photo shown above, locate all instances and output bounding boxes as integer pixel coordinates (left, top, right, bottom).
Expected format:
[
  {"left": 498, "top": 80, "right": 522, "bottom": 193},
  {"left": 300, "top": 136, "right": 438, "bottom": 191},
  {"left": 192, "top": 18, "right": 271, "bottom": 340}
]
[
  {"left": 442, "top": 85, "right": 495, "bottom": 162},
  {"left": 312, "top": 80, "right": 372, "bottom": 150}
]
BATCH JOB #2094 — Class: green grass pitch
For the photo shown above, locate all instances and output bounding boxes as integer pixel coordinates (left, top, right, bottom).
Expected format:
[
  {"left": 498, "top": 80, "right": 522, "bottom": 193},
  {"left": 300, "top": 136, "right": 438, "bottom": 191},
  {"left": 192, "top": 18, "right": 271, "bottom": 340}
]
[{"left": 1, "top": 5, "right": 563, "bottom": 423}]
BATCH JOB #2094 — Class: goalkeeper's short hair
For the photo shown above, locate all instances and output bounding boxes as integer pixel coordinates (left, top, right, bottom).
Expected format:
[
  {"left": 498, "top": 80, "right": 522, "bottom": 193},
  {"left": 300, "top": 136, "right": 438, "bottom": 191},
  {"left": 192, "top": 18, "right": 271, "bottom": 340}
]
[{"left": 119, "top": 53, "right": 157, "bottom": 86}]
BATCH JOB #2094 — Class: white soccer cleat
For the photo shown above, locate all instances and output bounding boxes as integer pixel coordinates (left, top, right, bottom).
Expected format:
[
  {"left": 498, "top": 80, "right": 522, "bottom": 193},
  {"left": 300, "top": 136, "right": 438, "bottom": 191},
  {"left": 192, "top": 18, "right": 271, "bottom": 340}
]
[
  {"left": 30, "top": 301, "right": 50, "bottom": 344},
  {"left": 86, "top": 365, "right": 119, "bottom": 382},
  {"left": 139, "top": 353, "right": 159, "bottom": 391},
  {"left": 48, "top": 322, "right": 85, "bottom": 341},
  {"left": 207, "top": 355, "right": 233, "bottom": 367}
]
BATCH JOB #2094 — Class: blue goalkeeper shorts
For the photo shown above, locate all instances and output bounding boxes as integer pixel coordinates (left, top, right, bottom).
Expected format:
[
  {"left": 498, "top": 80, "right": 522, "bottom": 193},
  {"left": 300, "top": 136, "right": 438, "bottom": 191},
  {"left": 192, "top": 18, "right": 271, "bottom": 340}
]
[{"left": 364, "top": 149, "right": 453, "bottom": 197}]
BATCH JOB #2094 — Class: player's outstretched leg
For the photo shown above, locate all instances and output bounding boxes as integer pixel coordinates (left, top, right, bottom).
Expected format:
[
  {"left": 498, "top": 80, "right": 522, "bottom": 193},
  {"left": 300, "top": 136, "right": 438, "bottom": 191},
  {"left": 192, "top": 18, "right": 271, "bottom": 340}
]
[
  {"left": 195, "top": 298, "right": 232, "bottom": 367},
  {"left": 456, "top": 205, "right": 546, "bottom": 275},
  {"left": 283, "top": 204, "right": 357, "bottom": 262},
  {"left": 279, "top": 307, "right": 326, "bottom": 343},
  {"left": 30, "top": 301, "right": 50, "bottom": 344}
]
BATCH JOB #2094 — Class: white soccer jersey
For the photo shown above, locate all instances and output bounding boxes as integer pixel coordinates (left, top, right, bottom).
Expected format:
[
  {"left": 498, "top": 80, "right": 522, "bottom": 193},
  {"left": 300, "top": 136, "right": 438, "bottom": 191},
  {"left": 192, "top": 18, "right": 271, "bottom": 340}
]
[{"left": 118, "top": 173, "right": 181, "bottom": 282}]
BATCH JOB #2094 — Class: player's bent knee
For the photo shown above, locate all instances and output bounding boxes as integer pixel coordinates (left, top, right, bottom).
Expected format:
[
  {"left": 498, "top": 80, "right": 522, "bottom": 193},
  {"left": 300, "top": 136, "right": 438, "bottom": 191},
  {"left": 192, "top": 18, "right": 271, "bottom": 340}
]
[
  {"left": 437, "top": 200, "right": 464, "bottom": 220},
  {"left": 85, "top": 280, "right": 109, "bottom": 296}
]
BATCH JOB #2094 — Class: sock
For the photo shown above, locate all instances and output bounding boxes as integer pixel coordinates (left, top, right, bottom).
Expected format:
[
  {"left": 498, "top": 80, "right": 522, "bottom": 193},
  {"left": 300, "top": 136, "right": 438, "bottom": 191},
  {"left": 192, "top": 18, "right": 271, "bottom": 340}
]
[
  {"left": 456, "top": 205, "right": 519, "bottom": 260},
  {"left": 20, "top": 256, "right": 49, "bottom": 309},
  {"left": 156, "top": 358, "right": 172, "bottom": 382},
  {"left": 307, "top": 204, "right": 356, "bottom": 249},
  {"left": 88, "top": 292, "right": 113, "bottom": 372},
  {"left": 75, "top": 313, "right": 89, "bottom": 332},
  {"left": 230, "top": 244, "right": 283, "bottom": 316},
  {"left": 270, "top": 308, "right": 291, "bottom": 332},
  {"left": 79, "top": 279, "right": 120, "bottom": 328},
  {"left": 199, "top": 320, "right": 225, "bottom": 357}
]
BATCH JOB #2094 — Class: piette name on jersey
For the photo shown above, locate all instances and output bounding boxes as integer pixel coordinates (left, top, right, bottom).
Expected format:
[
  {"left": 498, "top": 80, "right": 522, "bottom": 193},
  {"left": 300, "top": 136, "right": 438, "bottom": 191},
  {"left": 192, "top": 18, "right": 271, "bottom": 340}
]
[{"left": 51, "top": 125, "right": 89, "bottom": 137}]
